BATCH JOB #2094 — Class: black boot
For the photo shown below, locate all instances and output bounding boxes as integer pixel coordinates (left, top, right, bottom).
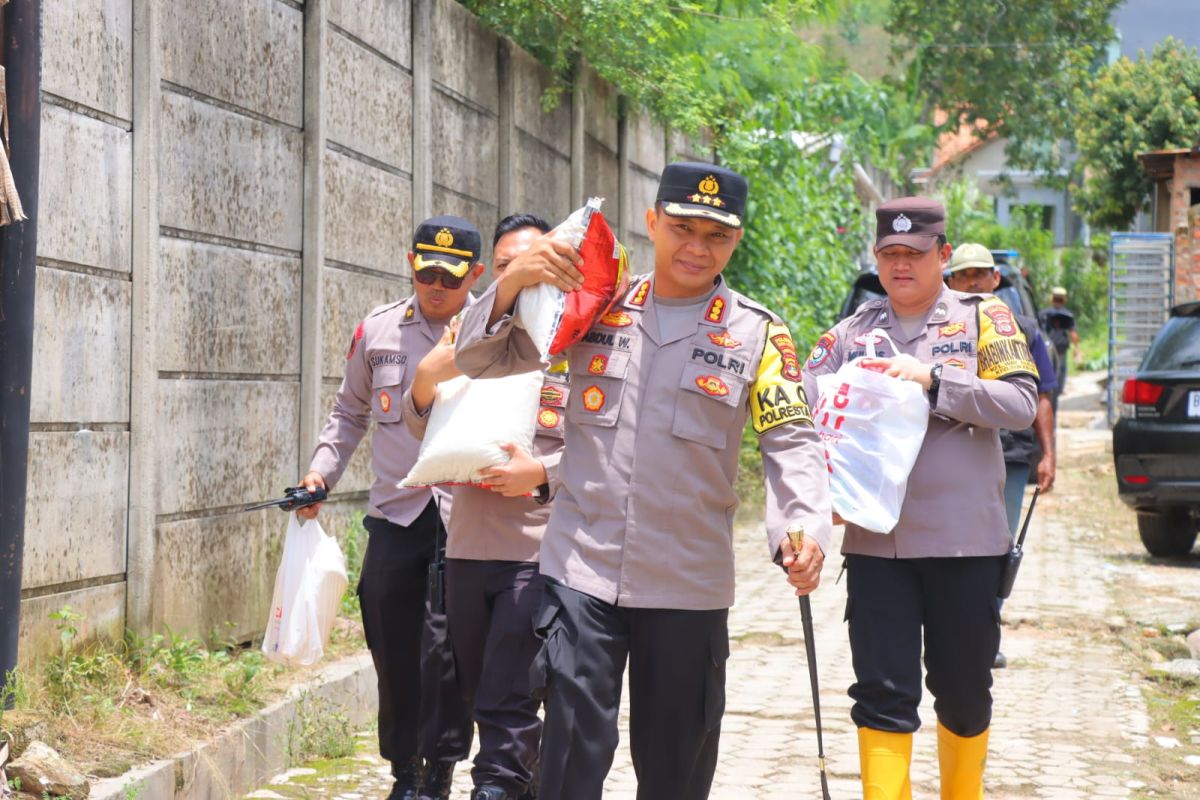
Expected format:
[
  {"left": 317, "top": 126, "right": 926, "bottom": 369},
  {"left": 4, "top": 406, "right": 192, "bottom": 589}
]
[
  {"left": 387, "top": 755, "right": 425, "bottom": 800},
  {"left": 471, "top": 786, "right": 512, "bottom": 800},
  {"left": 417, "top": 760, "right": 456, "bottom": 800}
]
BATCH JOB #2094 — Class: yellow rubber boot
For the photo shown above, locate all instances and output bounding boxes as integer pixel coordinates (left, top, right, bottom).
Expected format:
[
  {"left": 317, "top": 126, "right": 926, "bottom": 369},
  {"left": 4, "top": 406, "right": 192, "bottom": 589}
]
[
  {"left": 857, "top": 727, "right": 913, "bottom": 800},
  {"left": 937, "top": 723, "right": 989, "bottom": 799}
]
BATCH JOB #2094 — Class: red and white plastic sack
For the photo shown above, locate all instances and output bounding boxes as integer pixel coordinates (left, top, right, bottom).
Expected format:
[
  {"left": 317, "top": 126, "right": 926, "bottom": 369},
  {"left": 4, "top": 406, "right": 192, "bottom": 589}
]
[
  {"left": 262, "top": 512, "right": 348, "bottom": 667},
  {"left": 814, "top": 329, "right": 929, "bottom": 534},
  {"left": 399, "top": 371, "right": 542, "bottom": 487},
  {"left": 516, "top": 197, "right": 630, "bottom": 362}
]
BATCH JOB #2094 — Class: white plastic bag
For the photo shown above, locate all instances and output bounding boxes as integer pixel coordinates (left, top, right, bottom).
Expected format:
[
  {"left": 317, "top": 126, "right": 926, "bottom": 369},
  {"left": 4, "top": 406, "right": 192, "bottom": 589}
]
[
  {"left": 262, "top": 512, "right": 349, "bottom": 667},
  {"left": 814, "top": 329, "right": 929, "bottom": 534},
  {"left": 399, "top": 371, "right": 542, "bottom": 486}
]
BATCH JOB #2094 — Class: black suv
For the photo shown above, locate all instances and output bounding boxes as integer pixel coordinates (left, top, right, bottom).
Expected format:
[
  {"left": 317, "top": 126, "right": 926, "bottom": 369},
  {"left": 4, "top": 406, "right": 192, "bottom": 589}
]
[{"left": 1112, "top": 301, "right": 1200, "bottom": 556}]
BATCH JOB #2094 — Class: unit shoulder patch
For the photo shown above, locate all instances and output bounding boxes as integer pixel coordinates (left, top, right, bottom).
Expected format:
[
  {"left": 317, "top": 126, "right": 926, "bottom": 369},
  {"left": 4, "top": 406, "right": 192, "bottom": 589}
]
[{"left": 752, "top": 321, "right": 813, "bottom": 434}]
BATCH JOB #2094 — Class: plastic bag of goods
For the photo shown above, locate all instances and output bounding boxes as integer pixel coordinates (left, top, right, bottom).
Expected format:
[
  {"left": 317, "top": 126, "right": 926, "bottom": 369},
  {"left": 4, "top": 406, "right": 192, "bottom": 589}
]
[
  {"left": 516, "top": 197, "right": 630, "bottom": 362},
  {"left": 399, "top": 371, "right": 543, "bottom": 487},
  {"left": 262, "top": 512, "right": 349, "bottom": 667},
  {"left": 813, "top": 329, "right": 930, "bottom": 534}
]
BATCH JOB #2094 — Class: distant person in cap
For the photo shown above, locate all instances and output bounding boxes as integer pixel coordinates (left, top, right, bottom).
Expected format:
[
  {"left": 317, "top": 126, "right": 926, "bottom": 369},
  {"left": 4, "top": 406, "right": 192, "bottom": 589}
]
[
  {"left": 454, "top": 162, "right": 833, "bottom": 799},
  {"left": 297, "top": 215, "right": 484, "bottom": 800},
  {"left": 404, "top": 213, "right": 560, "bottom": 800},
  {"left": 803, "top": 200, "right": 1038, "bottom": 799},
  {"left": 1038, "top": 286, "right": 1081, "bottom": 408},
  {"left": 946, "top": 242, "right": 1058, "bottom": 669}
]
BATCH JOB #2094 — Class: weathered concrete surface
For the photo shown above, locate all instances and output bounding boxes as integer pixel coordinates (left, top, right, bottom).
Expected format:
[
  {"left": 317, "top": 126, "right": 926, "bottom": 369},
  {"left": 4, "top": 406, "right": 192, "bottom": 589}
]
[
  {"left": 627, "top": 113, "right": 666, "bottom": 176},
  {"left": 320, "top": 267, "right": 409, "bottom": 379},
  {"left": 431, "top": 89, "right": 500, "bottom": 208},
  {"left": 514, "top": 130, "right": 571, "bottom": 224},
  {"left": 431, "top": 184, "right": 499, "bottom": 267},
  {"left": 584, "top": 67, "right": 618, "bottom": 153},
  {"left": 624, "top": 232, "right": 655, "bottom": 277},
  {"left": 511, "top": 46, "right": 571, "bottom": 158},
  {"left": 43, "top": 0, "right": 132, "bottom": 120},
  {"left": 18, "top": 582, "right": 125, "bottom": 668},
  {"left": 159, "top": 91, "right": 303, "bottom": 251},
  {"left": 431, "top": 0, "right": 500, "bottom": 114},
  {"left": 38, "top": 103, "right": 132, "bottom": 271},
  {"left": 326, "top": 30, "right": 413, "bottom": 172},
  {"left": 153, "top": 508, "right": 284, "bottom": 641},
  {"left": 155, "top": 380, "right": 299, "bottom": 515},
  {"left": 157, "top": 237, "right": 301, "bottom": 375},
  {"left": 669, "top": 128, "right": 711, "bottom": 163},
  {"left": 330, "top": 0, "right": 412, "bottom": 68},
  {"left": 314, "top": 386, "right": 376, "bottom": 497},
  {"left": 324, "top": 149, "right": 411, "bottom": 275},
  {"left": 30, "top": 266, "right": 131, "bottom": 423},
  {"left": 161, "top": 0, "right": 303, "bottom": 126},
  {"left": 584, "top": 137, "right": 619, "bottom": 215},
  {"left": 23, "top": 430, "right": 128, "bottom": 588}
]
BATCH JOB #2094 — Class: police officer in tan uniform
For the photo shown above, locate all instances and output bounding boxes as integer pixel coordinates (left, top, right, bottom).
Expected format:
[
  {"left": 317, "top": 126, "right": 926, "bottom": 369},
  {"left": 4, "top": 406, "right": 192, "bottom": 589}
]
[
  {"left": 454, "top": 162, "right": 833, "bottom": 800},
  {"left": 803, "top": 199, "right": 1038, "bottom": 800},
  {"left": 403, "top": 214, "right": 561, "bottom": 800},
  {"left": 297, "top": 216, "right": 484, "bottom": 800}
]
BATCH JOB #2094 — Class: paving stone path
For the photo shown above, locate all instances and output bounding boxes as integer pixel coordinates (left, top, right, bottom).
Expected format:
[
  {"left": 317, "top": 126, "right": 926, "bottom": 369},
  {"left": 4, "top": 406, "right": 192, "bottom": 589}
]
[{"left": 250, "top": 375, "right": 1187, "bottom": 799}]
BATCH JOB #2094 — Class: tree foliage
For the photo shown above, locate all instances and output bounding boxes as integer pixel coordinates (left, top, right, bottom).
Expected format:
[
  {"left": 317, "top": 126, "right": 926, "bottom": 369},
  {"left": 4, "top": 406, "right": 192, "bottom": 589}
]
[
  {"left": 886, "top": 0, "right": 1119, "bottom": 176},
  {"left": 1073, "top": 38, "right": 1200, "bottom": 230}
]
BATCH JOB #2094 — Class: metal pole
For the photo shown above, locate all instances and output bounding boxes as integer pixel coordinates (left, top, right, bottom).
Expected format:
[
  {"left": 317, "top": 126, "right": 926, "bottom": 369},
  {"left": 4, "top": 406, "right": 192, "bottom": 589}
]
[
  {"left": 787, "top": 530, "right": 832, "bottom": 799},
  {"left": 0, "top": 0, "right": 43, "bottom": 697}
]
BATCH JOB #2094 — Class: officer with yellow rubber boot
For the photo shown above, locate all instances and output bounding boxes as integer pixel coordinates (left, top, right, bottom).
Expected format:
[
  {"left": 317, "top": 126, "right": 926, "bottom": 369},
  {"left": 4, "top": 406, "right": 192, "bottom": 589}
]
[{"left": 802, "top": 198, "right": 1038, "bottom": 799}]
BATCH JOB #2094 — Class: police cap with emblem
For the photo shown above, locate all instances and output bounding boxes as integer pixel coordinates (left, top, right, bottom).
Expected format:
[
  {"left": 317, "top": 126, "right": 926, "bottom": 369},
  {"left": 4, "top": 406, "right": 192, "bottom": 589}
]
[
  {"left": 411, "top": 215, "right": 481, "bottom": 278},
  {"left": 656, "top": 161, "right": 747, "bottom": 229},
  {"left": 875, "top": 196, "right": 945, "bottom": 252}
]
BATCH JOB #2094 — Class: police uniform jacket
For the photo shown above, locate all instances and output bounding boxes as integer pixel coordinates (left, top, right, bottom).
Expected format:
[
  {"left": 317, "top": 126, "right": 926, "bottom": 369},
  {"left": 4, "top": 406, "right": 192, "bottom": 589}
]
[
  {"left": 455, "top": 274, "right": 833, "bottom": 611},
  {"left": 401, "top": 369, "right": 567, "bottom": 562},
  {"left": 802, "top": 286, "right": 1038, "bottom": 559},
  {"left": 309, "top": 294, "right": 475, "bottom": 525}
]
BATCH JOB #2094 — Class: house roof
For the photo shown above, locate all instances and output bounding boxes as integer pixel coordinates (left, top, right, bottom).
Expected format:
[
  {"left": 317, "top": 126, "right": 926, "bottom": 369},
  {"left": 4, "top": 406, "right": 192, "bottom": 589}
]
[{"left": 1138, "top": 146, "right": 1200, "bottom": 181}]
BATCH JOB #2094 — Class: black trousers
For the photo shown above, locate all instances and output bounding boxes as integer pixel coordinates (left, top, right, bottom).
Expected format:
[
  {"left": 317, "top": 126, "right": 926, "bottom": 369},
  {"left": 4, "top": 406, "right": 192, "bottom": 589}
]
[
  {"left": 360, "top": 505, "right": 473, "bottom": 766},
  {"left": 531, "top": 579, "right": 729, "bottom": 800},
  {"left": 845, "top": 554, "right": 1002, "bottom": 738},
  {"left": 446, "top": 559, "right": 545, "bottom": 795}
]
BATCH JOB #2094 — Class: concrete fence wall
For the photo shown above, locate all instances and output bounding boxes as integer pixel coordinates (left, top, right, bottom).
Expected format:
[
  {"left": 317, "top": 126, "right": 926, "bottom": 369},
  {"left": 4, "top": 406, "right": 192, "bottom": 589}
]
[{"left": 22, "top": 0, "right": 708, "bottom": 662}]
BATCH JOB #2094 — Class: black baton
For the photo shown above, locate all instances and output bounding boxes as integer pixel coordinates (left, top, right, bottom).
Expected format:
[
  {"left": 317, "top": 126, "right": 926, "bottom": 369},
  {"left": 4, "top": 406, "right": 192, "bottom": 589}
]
[
  {"left": 997, "top": 487, "right": 1040, "bottom": 599},
  {"left": 788, "top": 528, "right": 832, "bottom": 800}
]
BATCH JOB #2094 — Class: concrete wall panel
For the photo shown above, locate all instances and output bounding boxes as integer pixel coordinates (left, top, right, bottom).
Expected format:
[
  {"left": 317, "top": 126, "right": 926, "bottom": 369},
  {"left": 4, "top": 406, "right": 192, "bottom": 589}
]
[
  {"left": 161, "top": 0, "right": 303, "bottom": 127},
  {"left": 43, "top": 0, "right": 132, "bottom": 120},
  {"left": 628, "top": 114, "right": 666, "bottom": 175},
  {"left": 514, "top": 132, "right": 571, "bottom": 223},
  {"left": 314, "top": 386, "right": 376, "bottom": 497},
  {"left": 157, "top": 237, "right": 301, "bottom": 375},
  {"left": 625, "top": 232, "right": 654, "bottom": 277},
  {"left": 431, "top": 91, "right": 499, "bottom": 209},
  {"left": 584, "top": 139, "right": 619, "bottom": 218},
  {"left": 39, "top": 104, "right": 132, "bottom": 271},
  {"left": 156, "top": 380, "right": 299, "bottom": 515},
  {"left": 31, "top": 266, "right": 131, "bottom": 423},
  {"left": 160, "top": 92, "right": 303, "bottom": 250},
  {"left": 511, "top": 47, "right": 570, "bottom": 156},
  {"left": 330, "top": 0, "right": 412, "bottom": 68},
  {"left": 584, "top": 68, "right": 618, "bottom": 152},
  {"left": 431, "top": 184, "right": 498, "bottom": 267},
  {"left": 325, "top": 150, "right": 412, "bottom": 275},
  {"left": 327, "top": 32, "right": 413, "bottom": 172},
  {"left": 628, "top": 168, "right": 659, "bottom": 217},
  {"left": 154, "top": 510, "right": 283, "bottom": 641},
  {"left": 321, "top": 267, "right": 411, "bottom": 379},
  {"left": 431, "top": 0, "right": 500, "bottom": 114},
  {"left": 669, "top": 129, "right": 712, "bottom": 164},
  {"left": 23, "top": 431, "right": 128, "bottom": 588},
  {"left": 19, "top": 583, "right": 125, "bottom": 668}
]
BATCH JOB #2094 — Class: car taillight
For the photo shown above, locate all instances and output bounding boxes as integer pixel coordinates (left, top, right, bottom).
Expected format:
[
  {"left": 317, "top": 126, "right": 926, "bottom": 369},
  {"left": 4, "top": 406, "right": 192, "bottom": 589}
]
[
  {"left": 1122, "top": 475, "right": 1150, "bottom": 485},
  {"left": 1122, "top": 378, "right": 1164, "bottom": 405}
]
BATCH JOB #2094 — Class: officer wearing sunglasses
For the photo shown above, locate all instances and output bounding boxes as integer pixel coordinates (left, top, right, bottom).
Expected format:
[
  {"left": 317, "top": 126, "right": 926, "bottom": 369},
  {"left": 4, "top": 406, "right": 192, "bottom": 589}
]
[{"left": 297, "top": 215, "right": 485, "bottom": 800}]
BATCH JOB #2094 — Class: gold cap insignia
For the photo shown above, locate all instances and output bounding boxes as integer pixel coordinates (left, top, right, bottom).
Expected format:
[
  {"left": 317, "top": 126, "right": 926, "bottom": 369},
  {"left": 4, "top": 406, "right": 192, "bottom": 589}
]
[
  {"left": 434, "top": 228, "right": 454, "bottom": 248},
  {"left": 699, "top": 175, "right": 720, "bottom": 195}
]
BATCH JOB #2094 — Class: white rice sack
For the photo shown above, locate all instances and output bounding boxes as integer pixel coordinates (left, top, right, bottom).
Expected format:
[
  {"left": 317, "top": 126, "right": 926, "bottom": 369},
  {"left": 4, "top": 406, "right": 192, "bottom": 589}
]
[
  {"left": 516, "top": 198, "right": 602, "bottom": 362},
  {"left": 399, "top": 371, "right": 543, "bottom": 487}
]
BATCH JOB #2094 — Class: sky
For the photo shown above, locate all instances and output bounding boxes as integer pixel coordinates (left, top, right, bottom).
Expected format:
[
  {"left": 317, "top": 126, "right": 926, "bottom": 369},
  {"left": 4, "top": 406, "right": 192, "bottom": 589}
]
[{"left": 1114, "top": 0, "right": 1200, "bottom": 58}]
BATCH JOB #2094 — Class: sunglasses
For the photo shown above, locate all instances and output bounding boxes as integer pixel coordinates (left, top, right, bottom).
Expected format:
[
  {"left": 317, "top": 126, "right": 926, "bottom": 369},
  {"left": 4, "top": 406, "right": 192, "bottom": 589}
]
[{"left": 414, "top": 267, "right": 465, "bottom": 290}]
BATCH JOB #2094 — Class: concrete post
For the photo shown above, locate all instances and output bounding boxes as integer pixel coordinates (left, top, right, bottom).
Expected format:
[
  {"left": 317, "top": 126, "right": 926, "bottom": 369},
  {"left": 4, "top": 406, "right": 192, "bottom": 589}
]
[
  {"left": 127, "top": 0, "right": 161, "bottom": 635},
  {"left": 411, "top": 0, "right": 432, "bottom": 226},
  {"left": 497, "top": 38, "right": 515, "bottom": 220},
  {"left": 616, "top": 96, "right": 630, "bottom": 244},
  {"left": 298, "top": 0, "right": 327, "bottom": 469},
  {"left": 569, "top": 59, "right": 584, "bottom": 209}
]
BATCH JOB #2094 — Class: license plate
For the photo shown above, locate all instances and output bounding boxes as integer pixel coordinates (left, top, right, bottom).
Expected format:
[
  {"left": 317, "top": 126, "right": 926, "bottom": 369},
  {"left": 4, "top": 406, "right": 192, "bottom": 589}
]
[{"left": 1190, "top": 391, "right": 1200, "bottom": 418}]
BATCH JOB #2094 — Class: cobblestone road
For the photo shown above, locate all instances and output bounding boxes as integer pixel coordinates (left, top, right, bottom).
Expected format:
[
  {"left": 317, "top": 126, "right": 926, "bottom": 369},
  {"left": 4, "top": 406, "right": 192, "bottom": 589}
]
[{"left": 251, "top": 375, "right": 1193, "bottom": 799}]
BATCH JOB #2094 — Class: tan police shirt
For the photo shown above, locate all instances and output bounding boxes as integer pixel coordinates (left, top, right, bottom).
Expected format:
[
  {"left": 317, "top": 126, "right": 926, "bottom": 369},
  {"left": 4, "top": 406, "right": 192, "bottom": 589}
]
[
  {"left": 802, "top": 286, "right": 1038, "bottom": 559},
  {"left": 455, "top": 274, "right": 833, "bottom": 611},
  {"left": 401, "top": 369, "right": 567, "bottom": 562},
  {"left": 309, "top": 294, "right": 475, "bottom": 526}
]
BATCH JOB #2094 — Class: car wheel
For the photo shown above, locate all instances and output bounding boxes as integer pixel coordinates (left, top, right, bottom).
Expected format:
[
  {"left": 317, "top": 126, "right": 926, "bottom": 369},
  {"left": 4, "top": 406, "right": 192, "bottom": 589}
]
[{"left": 1137, "top": 510, "right": 1198, "bottom": 557}]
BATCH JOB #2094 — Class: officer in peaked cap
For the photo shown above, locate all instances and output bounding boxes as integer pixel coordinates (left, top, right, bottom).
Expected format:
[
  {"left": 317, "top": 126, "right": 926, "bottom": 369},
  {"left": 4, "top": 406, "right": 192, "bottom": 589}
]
[
  {"left": 452, "top": 161, "right": 833, "bottom": 799},
  {"left": 804, "top": 198, "right": 1039, "bottom": 799},
  {"left": 297, "top": 215, "right": 484, "bottom": 800}
]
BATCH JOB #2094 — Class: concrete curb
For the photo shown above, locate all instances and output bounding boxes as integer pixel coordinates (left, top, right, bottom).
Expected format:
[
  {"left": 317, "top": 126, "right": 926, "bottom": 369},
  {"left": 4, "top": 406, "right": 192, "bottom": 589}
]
[{"left": 89, "top": 652, "right": 377, "bottom": 800}]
